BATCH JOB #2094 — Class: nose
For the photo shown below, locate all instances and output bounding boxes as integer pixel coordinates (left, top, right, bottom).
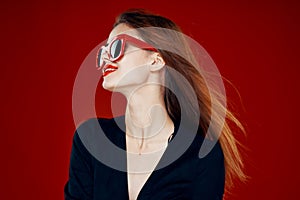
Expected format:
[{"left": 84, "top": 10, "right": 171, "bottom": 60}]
[
  {"left": 97, "top": 47, "right": 109, "bottom": 70},
  {"left": 102, "top": 49, "right": 112, "bottom": 61},
  {"left": 101, "top": 47, "right": 109, "bottom": 60},
  {"left": 101, "top": 46, "right": 117, "bottom": 65}
]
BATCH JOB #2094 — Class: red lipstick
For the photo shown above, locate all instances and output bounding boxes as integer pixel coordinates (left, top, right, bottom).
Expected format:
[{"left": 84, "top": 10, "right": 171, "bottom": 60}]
[{"left": 102, "top": 64, "right": 118, "bottom": 77}]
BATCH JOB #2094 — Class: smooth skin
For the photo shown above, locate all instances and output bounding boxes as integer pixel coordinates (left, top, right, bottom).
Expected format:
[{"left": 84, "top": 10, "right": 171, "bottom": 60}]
[{"left": 102, "top": 24, "right": 175, "bottom": 200}]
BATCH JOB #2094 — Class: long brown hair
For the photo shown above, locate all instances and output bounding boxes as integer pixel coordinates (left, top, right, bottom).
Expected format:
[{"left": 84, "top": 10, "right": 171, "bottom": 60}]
[{"left": 113, "top": 9, "right": 247, "bottom": 192}]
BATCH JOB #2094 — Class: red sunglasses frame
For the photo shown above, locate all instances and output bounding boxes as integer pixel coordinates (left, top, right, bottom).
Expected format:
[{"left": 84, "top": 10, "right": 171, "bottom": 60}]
[{"left": 96, "top": 34, "right": 158, "bottom": 69}]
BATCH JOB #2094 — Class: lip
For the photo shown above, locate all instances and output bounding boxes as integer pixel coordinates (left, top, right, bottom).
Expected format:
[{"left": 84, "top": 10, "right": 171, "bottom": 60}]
[{"left": 102, "top": 64, "right": 118, "bottom": 77}]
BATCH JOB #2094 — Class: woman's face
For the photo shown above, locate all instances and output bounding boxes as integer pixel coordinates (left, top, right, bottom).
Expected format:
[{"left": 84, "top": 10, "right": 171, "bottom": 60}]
[{"left": 101, "top": 23, "right": 154, "bottom": 93}]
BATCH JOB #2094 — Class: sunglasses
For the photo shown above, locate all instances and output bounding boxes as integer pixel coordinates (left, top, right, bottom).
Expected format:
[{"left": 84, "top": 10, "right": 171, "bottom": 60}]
[{"left": 96, "top": 34, "right": 158, "bottom": 69}]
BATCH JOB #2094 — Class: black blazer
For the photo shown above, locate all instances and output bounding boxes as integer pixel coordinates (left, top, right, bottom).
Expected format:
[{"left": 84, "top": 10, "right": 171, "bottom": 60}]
[{"left": 64, "top": 116, "right": 225, "bottom": 200}]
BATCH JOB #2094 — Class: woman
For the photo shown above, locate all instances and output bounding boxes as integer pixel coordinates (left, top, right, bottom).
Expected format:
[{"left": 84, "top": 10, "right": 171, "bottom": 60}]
[{"left": 65, "top": 9, "right": 246, "bottom": 200}]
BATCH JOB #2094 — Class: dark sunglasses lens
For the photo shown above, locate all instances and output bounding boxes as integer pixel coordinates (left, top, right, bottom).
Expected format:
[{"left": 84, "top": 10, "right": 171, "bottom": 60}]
[
  {"left": 110, "top": 39, "right": 122, "bottom": 59},
  {"left": 97, "top": 48, "right": 103, "bottom": 67}
]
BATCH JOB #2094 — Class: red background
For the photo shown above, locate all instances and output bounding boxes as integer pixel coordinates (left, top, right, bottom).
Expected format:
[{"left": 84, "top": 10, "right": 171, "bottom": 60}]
[{"left": 1, "top": 0, "right": 299, "bottom": 199}]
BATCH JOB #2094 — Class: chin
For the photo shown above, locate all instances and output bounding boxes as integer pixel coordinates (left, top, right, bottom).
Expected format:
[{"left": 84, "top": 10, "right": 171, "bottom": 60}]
[
  {"left": 102, "top": 81, "right": 125, "bottom": 93},
  {"left": 102, "top": 81, "right": 115, "bottom": 91}
]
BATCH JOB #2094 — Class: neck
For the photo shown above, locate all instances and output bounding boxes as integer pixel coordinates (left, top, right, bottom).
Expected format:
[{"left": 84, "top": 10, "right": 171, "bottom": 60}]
[{"left": 124, "top": 84, "right": 174, "bottom": 152}]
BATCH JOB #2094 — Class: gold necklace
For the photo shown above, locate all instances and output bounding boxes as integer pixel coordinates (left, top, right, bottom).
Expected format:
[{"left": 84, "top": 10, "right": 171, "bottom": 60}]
[
  {"left": 138, "top": 131, "right": 144, "bottom": 155},
  {"left": 137, "top": 132, "right": 174, "bottom": 155}
]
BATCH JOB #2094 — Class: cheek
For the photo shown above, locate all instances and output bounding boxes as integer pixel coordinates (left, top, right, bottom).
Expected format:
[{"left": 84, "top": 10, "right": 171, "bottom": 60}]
[
  {"left": 119, "top": 50, "right": 151, "bottom": 68},
  {"left": 117, "top": 65, "right": 150, "bottom": 85},
  {"left": 118, "top": 51, "right": 151, "bottom": 76},
  {"left": 114, "top": 54, "right": 151, "bottom": 85}
]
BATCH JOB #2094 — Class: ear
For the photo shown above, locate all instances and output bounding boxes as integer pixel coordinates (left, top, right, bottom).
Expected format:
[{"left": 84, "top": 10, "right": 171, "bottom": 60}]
[{"left": 150, "top": 53, "right": 165, "bottom": 72}]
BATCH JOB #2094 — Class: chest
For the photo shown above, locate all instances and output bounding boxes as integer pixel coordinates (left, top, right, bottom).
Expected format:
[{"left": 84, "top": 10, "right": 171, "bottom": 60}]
[
  {"left": 93, "top": 148, "right": 197, "bottom": 200},
  {"left": 127, "top": 172, "right": 151, "bottom": 200},
  {"left": 126, "top": 148, "right": 166, "bottom": 200}
]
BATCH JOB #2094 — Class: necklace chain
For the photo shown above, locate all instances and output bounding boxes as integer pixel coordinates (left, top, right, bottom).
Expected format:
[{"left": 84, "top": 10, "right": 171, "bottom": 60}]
[{"left": 138, "top": 133, "right": 174, "bottom": 155}]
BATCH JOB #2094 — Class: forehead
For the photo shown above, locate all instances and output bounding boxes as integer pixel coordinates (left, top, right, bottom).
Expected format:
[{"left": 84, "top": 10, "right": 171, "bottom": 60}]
[{"left": 108, "top": 23, "right": 140, "bottom": 42}]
